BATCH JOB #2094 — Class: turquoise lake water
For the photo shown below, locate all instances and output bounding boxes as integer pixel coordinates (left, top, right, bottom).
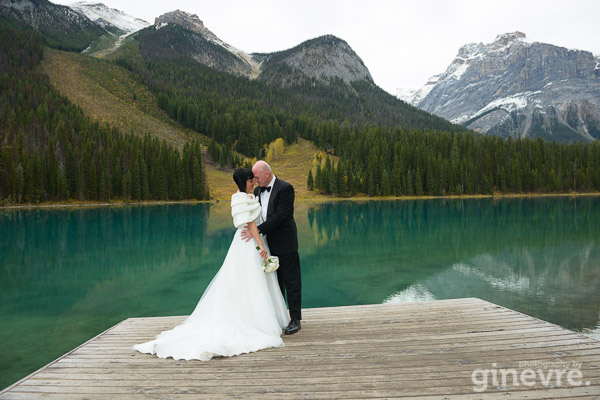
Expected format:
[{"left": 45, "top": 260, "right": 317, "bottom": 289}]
[{"left": 1, "top": 197, "right": 599, "bottom": 389}]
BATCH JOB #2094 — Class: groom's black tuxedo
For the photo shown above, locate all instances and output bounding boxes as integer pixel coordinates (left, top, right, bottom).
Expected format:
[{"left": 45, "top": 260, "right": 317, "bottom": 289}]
[
  {"left": 255, "top": 178, "right": 298, "bottom": 254},
  {"left": 255, "top": 177, "right": 302, "bottom": 320}
]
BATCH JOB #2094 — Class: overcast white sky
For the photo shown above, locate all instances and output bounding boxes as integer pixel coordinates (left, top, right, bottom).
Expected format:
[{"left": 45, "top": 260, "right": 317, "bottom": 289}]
[{"left": 56, "top": 0, "right": 600, "bottom": 94}]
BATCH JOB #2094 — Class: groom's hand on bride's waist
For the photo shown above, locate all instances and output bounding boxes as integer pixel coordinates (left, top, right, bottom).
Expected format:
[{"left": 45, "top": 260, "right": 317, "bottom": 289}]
[{"left": 240, "top": 225, "right": 252, "bottom": 242}]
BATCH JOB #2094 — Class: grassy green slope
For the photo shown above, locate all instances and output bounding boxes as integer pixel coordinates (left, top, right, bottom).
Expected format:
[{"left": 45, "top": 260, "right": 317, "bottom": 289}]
[{"left": 40, "top": 46, "right": 196, "bottom": 151}]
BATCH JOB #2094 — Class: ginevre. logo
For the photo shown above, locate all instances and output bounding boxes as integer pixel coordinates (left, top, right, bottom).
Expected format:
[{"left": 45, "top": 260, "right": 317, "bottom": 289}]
[{"left": 471, "top": 360, "right": 590, "bottom": 392}]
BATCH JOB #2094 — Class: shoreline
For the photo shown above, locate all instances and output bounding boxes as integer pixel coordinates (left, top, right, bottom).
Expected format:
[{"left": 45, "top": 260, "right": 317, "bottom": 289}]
[
  {"left": 299, "top": 192, "right": 600, "bottom": 202},
  {"left": 2, "top": 192, "right": 600, "bottom": 210},
  {"left": 0, "top": 199, "right": 211, "bottom": 210}
]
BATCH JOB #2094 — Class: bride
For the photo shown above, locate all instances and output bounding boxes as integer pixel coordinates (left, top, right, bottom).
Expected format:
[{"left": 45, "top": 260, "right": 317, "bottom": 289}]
[{"left": 133, "top": 168, "right": 290, "bottom": 361}]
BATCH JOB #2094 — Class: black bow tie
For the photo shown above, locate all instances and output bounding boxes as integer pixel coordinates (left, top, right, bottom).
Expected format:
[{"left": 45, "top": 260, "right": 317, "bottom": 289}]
[{"left": 259, "top": 186, "right": 271, "bottom": 193}]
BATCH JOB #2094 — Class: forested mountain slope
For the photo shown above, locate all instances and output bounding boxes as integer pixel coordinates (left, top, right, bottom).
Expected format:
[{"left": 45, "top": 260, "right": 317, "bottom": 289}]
[{"left": 0, "top": 24, "right": 209, "bottom": 204}]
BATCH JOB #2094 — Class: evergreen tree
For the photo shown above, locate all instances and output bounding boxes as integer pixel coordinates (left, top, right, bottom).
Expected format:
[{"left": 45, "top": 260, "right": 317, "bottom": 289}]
[
  {"left": 367, "top": 170, "right": 376, "bottom": 196},
  {"left": 31, "top": 151, "right": 44, "bottom": 203},
  {"left": 307, "top": 169, "right": 314, "bottom": 191},
  {"left": 156, "top": 164, "right": 168, "bottom": 200},
  {"left": 98, "top": 157, "right": 107, "bottom": 201},
  {"left": 75, "top": 160, "right": 85, "bottom": 200},
  {"left": 140, "top": 157, "right": 149, "bottom": 200},
  {"left": 83, "top": 145, "right": 97, "bottom": 200},
  {"left": 192, "top": 152, "right": 204, "bottom": 200},
  {"left": 173, "top": 157, "right": 184, "bottom": 200},
  {"left": 345, "top": 161, "right": 354, "bottom": 196},
  {"left": 23, "top": 157, "right": 33, "bottom": 202},
  {"left": 131, "top": 153, "right": 141, "bottom": 200},
  {"left": 45, "top": 139, "right": 58, "bottom": 199},
  {"left": 329, "top": 163, "right": 338, "bottom": 196},
  {"left": 415, "top": 167, "right": 423, "bottom": 196},
  {"left": 337, "top": 162, "right": 347, "bottom": 197},
  {"left": 315, "top": 164, "right": 322, "bottom": 192},
  {"left": 15, "top": 164, "right": 24, "bottom": 203},
  {"left": 322, "top": 162, "right": 331, "bottom": 194},
  {"left": 65, "top": 143, "right": 77, "bottom": 195},
  {"left": 381, "top": 169, "right": 391, "bottom": 196},
  {"left": 405, "top": 170, "right": 413, "bottom": 196},
  {"left": 123, "top": 170, "right": 131, "bottom": 200},
  {"left": 392, "top": 154, "right": 402, "bottom": 196},
  {"left": 86, "top": 157, "right": 97, "bottom": 200},
  {"left": 56, "top": 166, "right": 68, "bottom": 201}
]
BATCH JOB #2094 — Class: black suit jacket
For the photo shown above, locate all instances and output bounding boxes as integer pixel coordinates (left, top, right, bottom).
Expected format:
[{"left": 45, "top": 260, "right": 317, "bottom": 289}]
[{"left": 254, "top": 177, "right": 298, "bottom": 255}]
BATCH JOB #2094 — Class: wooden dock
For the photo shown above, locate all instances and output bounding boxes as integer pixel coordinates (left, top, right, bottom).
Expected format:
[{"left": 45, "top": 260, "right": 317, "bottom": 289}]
[{"left": 1, "top": 298, "right": 599, "bottom": 399}]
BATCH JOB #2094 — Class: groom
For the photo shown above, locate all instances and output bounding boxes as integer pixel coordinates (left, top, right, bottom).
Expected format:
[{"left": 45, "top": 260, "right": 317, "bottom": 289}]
[{"left": 241, "top": 161, "right": 302, "bottom": 335}]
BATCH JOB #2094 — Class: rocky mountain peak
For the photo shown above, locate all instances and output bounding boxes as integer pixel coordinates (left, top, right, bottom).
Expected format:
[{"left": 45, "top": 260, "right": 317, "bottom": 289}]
[
  {"left": 455, "top": 31, "right": 531, "bottom": 62},
  {"left": 155, "top": 10, "right": 219, "bottom": 42},
  {"left": 255, "top": 34, "right": 374, "bottom": 85},
  {"left": 305, "top": 34, "right": 346, "bottom": 47},
  {"left": 492, "top": 31, "right": 528, "bottom": 47},
  {"left": 145, "top": 10, "right": 258, "bottom": 78},
  {"left": 398, "top": 32, "right": 600, "bottom": 142}
]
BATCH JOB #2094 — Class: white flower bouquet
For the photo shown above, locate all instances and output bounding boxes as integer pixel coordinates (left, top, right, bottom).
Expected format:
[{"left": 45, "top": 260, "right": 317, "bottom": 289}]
[
  {"left": 263, "top": 256, "right": 279, "bottom": 273},
  {"left": 256, "top": 246, "right": 279, "bottom": 273}
]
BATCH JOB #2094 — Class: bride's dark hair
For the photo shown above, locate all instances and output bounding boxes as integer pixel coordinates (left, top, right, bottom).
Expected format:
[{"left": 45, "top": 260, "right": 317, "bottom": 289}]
[{"left": 233, "top": 168, "right": 254, "bottom": 192}]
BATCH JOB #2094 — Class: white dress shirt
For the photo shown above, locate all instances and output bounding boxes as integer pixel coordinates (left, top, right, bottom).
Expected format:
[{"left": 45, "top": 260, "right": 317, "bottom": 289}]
[{"left": 259, "top": 176, "right": 276, "bottom": 222}]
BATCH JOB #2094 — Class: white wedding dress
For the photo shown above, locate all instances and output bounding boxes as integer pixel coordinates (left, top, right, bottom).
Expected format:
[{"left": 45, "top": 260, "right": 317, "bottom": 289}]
[{"left": 132, "top": 192, "right": 290, "bottom": 361}]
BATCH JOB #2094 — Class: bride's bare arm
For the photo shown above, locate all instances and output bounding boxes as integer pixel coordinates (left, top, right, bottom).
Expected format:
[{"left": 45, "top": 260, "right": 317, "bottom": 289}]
[{"left": 246, "top": 221, "right": 267, "bottom": 260}]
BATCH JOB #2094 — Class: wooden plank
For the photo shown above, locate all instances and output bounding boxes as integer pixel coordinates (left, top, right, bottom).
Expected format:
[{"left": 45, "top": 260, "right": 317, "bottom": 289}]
[
  {"left": 26, "top": 369, "right": 600, "bottom": 385},
  {"left": 17, "top": 367, "right": 600, "bottom": 386},
  {"left": 64, "top": 340, "right": 599, "bottom": 361},
  {"left": 115, "top": 307, "right": 526, "bottom": 323},
  {"left": 1, "top": 298, "right": 599, "bottom": 400},
  {"left": 6, "top": 380, "right": 600, "bottom": 396},
  {"left": 80, "top": 325, "right": 567, "bottom": 344},
  {"left": 109, "top": 314, "right": 531, "bottom": 332},
  {"left": 44, "top": 357, "right": 600, "bottom": 375},
  {"left": 37, "top": 361, "right": 599, "bottom": 379},
  {"left": 45, "top": 354, "right": 600, "bottom": 375},
  {"left": 99, "top": 321, "right": 563, "bottom": 340},
  {"left": 1, "top": 389, "right": 600, "bottom": 400},
  {"left": 56, "top": 341, "right": 600, "bottom": 360},
  {"left": 73, "top": 333, "right": 585, "bottom": 355}
]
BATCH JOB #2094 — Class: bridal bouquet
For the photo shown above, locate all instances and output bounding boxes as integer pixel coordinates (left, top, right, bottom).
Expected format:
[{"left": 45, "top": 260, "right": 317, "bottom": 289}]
[
  {"left": 256, "top": 246, "right": 279, "bottom": 273},
  {"left": 263, "top": 256, "right": 279, "bottom": 273}
]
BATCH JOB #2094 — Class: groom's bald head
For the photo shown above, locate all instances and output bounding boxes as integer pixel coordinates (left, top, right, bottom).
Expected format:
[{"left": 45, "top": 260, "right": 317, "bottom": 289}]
[{"left": 253, "top": 161, "right": 273, "bottom": 187}]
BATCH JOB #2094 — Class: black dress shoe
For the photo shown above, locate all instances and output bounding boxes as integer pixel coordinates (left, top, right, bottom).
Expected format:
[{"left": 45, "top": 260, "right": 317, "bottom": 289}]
[{"left": 284, "top": 319, "right": 301, "bottom": 335}]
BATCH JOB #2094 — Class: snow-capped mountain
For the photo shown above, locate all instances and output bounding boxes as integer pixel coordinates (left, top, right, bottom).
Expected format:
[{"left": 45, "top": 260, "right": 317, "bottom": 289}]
[
  {"left": 69, "top": 2, "right": 149, "bottom": 35},
  {"left": 400, "top": 32, "right": 600, "bottom": 142}
]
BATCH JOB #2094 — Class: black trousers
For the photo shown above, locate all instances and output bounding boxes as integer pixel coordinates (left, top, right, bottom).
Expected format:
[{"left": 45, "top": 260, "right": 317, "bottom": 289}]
[{"left": 275, "top": 251, "right": 302, "bottom": 320}]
